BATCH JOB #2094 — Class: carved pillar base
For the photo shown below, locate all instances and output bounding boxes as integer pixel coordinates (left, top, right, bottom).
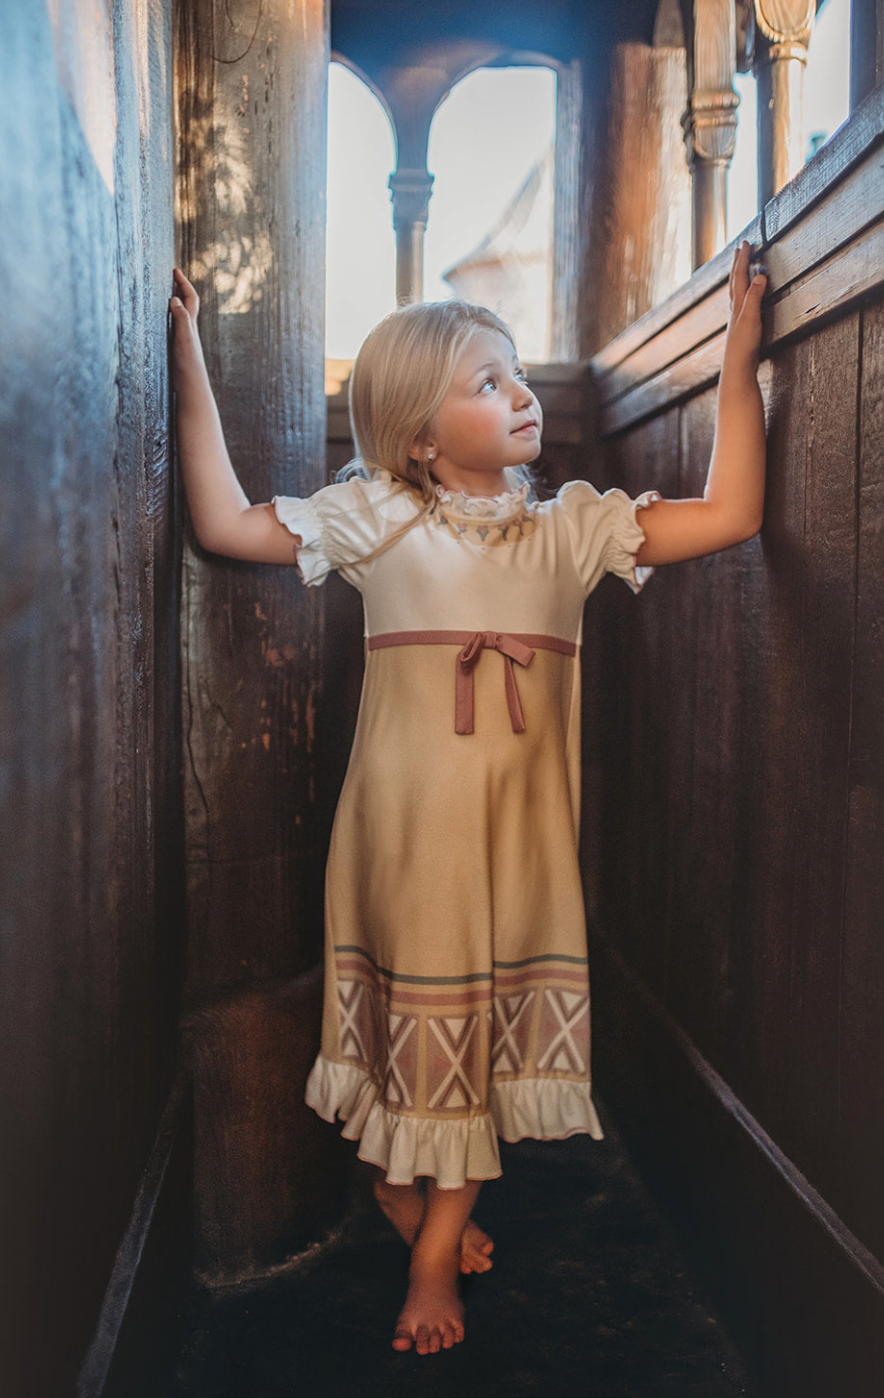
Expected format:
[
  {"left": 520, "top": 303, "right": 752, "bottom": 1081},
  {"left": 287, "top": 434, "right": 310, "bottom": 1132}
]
[{"left": 682, "top": 88, "right": 739, "bottom": 269}]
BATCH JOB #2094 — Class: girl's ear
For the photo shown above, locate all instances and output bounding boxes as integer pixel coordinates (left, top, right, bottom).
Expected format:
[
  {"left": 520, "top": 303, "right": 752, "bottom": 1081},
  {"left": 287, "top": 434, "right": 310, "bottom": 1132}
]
[{"left": 408, "top": 436, "right": 436, "bottom": 464}]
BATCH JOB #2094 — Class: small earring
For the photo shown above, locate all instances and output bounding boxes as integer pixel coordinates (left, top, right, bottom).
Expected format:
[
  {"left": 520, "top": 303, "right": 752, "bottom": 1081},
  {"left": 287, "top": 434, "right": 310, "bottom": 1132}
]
[{"left": 427, "top": 451, "right": 435, "bottom": 463}]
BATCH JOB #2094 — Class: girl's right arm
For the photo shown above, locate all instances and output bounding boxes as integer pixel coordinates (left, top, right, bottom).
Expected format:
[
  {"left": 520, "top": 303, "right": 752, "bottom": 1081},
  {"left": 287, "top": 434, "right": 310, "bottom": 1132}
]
[{"left": 169, "top": 269, "right": 302, "bottom": 564}]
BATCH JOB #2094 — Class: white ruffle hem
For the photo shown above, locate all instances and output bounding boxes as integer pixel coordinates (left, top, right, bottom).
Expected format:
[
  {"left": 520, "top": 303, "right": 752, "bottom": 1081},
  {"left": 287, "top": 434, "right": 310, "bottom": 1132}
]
[{"left": 305, "top": 1054, "right": 604, "bottom": 1190}]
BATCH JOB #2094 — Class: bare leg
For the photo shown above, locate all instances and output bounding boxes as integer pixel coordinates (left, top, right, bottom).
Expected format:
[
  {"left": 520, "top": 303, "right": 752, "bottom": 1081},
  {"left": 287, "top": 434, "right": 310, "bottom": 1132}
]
[
  {"left": 392, "top": 1179, "right": 481, "bottom": 1354},
  {"left": 372, "top": 1171, "right": 494, "bottom": 1275},
  {"left": 372, "top": 1173, "right": 426, "bottom": 1247}
]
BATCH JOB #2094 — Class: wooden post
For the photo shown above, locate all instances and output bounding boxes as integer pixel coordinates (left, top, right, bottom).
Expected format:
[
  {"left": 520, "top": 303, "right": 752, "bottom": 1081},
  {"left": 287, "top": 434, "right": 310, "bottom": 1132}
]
[
  {"left": 592, "top": 42, "right": 692, "bottom": 348},
  {"left": 753, "top": 0, "right": 815, "bottom": 204},
  {"left": 176, "top": 0, "right": 329, "bottom": 1003},
  {"left": 388, "top": 167, "right": 434, "bottom": 304},
  {"left": 680, "top": 0, "right": 739, "bottom": 269},
  {"left": 850, "top": 0, "right": 884, "bottom": 111}
]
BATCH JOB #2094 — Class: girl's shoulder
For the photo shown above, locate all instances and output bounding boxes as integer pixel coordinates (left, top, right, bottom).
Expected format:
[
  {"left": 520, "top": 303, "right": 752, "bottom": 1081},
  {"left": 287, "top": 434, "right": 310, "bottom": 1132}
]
[
  {"left": 272, "top": 471, "right": 418, "bottom": 586},
  {"left": 313, "top": 469, "right": 419, "bottom": 520},
  {"left": 537, "top": 478, "right": 659, "bottom": 595}
]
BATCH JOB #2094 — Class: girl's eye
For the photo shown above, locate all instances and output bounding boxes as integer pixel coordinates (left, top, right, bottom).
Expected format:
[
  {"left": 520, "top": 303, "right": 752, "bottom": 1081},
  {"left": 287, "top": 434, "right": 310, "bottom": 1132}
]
[{"left": 479, "top": 378, "right": 496, "bottom": 394}]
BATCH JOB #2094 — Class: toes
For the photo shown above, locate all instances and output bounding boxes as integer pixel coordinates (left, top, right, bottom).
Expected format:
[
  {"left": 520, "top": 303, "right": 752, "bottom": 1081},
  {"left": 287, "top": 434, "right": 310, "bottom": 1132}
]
[
  {"left": 392, "top": 1331, "right": 413, "bottom": 1352},
  {"left": 453, "top": 1319, "right": 466, "bottom": 1344},
  {"left": 415, "top": 1325, "right": 431, "bottom": 1356}
]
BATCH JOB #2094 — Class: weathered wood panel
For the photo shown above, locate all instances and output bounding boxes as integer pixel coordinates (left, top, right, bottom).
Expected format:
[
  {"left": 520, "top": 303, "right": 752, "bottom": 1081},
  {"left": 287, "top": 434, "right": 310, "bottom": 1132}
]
[
  {"left": 841, "top": 299, "right": 884, "bottom": 1259},
  {"left": 176, "top": 0, "right": 329, "bottom": 1003},
  {"left": 585, "top": 81, "right": 884, "bottom": 1398},
  {"left": 0, "top": 4, "right": 180, "bottom": 1396}
]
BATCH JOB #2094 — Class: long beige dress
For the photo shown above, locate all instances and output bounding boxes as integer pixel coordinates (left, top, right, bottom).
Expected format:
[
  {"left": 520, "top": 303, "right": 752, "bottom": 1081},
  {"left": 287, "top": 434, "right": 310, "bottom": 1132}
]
[{"left": 274, "top": 470, "right": 654, "bottom": 1188}]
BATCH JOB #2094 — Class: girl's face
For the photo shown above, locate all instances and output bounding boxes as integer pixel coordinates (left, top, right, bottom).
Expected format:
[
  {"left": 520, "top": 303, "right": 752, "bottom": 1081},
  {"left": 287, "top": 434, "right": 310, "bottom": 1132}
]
[{"left": 423, "top": 328, "right": 542, "bottom": 495}]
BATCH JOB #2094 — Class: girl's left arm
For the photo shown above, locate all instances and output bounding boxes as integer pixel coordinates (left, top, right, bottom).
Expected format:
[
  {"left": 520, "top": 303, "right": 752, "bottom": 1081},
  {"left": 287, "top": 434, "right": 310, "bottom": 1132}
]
[{"left": 634, "top": 240, "right": 767, "bottom": 567}]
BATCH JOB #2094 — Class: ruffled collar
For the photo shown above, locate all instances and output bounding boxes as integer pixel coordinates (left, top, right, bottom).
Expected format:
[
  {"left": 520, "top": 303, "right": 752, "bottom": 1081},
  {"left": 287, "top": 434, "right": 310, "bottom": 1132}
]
[{"left": 434, "top": 479, "right": 531, "bottom": 524}]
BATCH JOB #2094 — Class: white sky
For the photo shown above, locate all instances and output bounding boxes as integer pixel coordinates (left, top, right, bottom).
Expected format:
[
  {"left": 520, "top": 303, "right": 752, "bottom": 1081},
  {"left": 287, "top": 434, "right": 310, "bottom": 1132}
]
[{"left": 327, "top": 0, "right": 851, "bottom": 360}]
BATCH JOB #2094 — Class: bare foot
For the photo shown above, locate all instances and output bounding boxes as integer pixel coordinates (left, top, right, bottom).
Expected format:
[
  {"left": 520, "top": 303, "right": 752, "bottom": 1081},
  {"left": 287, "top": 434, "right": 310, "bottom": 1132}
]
[
  {"left": 459, "top": 1218, "right": 494, "bottom": 1274},
  {"left": 392, "top": 1250, "right": 465, "bottom": 1354},
  {"left": 372, "top": 1174, "right": 493, "bottom": 1275}
]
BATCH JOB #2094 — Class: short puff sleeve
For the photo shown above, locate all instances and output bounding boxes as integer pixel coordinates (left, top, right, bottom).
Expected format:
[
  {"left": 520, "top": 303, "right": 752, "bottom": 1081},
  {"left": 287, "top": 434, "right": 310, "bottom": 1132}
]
[
  {"left": 273, "top": 476, "right": 414, "bottom": 587},
  {"left": 556, "top": 480, "right": 660, "bottom": 596}
]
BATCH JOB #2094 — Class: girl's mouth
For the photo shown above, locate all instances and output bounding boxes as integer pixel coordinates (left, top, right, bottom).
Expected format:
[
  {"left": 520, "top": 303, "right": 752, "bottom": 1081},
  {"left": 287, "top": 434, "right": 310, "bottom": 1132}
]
[{"left": 513, "top": 421, "right": 539, "bottom": 435}]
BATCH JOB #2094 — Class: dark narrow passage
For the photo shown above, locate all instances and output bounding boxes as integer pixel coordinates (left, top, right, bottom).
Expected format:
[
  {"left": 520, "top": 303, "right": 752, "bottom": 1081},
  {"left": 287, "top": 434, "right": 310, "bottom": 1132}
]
[{"left": 152, "top": 1109, "right": 755, "bottom": 1397}]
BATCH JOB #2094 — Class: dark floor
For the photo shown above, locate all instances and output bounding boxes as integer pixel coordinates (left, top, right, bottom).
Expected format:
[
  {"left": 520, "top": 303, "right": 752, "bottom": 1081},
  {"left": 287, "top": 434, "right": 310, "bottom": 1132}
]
[{"left": 159, "top": 1108, "right": 757, "bottom": 1397}]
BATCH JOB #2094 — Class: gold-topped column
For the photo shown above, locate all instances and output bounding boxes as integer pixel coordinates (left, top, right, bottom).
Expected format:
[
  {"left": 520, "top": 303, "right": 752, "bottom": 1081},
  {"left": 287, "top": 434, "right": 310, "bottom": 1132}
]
[{"left": 753, "top": 0, "right": 815, "bottom": 204}]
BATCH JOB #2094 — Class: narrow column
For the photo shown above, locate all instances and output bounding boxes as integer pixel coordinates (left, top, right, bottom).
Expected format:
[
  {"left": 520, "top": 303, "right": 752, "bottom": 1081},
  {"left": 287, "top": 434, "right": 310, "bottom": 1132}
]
[
  {"left": 753, "top": 0, "right": 815, "bottom": 204},
  {"left": 176, "top": 0, "right": 329, "bottom": 1000},
  {"left": 681, "top": 0, "right": 739, "bottom": 269},
  {"left": 591, "top": 42, "right": 692, "bottom": 348},
  {"left": 389, "top": 167, "right": 434, "bottom": 304}
]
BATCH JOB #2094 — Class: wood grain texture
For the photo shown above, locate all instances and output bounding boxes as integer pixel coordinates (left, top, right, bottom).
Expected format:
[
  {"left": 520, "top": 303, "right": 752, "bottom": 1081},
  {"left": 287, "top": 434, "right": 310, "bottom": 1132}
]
[
  {"left": 0, "top": 4, "right": 181, "bottom": 1396},
  {"left": 587, "top": 284, "right": 882, "bottom": 1276},
  {"left": 840, "top": 300, "right": 884, "bottom": 1258},
  {"left": 589, "top": 42, "right": 692, "bottom": 349},
  {"left": 176, "top": 0, "right": 330, "bottom": 1003}
]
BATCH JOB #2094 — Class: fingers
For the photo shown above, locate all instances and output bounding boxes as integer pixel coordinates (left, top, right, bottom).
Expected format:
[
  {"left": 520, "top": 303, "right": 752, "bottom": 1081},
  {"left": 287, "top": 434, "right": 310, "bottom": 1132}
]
[
  {"left": 729, "top": 240, "right": 768, "bottom": 323},
  {"left": 172, "top": 267, "right": 199, "bottom": 317},
  {"left": 730, "top": 239, "right": 750, "bottom": 308}
]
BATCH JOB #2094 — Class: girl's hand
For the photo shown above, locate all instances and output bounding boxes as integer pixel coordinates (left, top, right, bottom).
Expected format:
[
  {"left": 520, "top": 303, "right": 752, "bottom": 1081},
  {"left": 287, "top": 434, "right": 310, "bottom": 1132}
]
[
  {"left": 724, "top": 240, "right": 767, "bottom": 375},
  {"left": 169, "top": 268, "right": 205, "bottom": 385}
]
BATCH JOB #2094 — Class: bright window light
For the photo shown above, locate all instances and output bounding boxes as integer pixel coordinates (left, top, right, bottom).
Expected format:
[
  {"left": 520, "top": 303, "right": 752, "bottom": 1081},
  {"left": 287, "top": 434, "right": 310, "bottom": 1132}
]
[
  {"left": 728, "top": 71, "right": 758, "bottom": 242},
  {"left": 425, "top": 66, "right": 556, "bottom": 361},
  {"left": 325, "top": 62, "right": 396, "bottom": 364},
  {"left": 804, "top": 0, "right": 850, "bottom": 155}
]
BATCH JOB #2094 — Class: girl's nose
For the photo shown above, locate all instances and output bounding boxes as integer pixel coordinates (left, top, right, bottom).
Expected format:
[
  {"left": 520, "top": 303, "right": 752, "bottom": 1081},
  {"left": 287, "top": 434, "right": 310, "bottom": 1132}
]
[{"left": 513, "top": 378, "right": 533, "bottom": 408}]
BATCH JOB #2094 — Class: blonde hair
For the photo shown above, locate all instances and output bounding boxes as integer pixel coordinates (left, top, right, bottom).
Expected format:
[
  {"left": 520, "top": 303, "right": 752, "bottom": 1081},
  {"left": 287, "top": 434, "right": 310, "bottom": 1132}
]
[{"left": 340, "top": 300, "right": 521, "bottom": 558}]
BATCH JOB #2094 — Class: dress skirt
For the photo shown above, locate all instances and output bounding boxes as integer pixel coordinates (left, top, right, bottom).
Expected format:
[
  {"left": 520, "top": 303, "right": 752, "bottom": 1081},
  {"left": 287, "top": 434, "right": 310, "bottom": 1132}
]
[{"left": 305, "top": 637, "right": 605, "bottom": 1189}]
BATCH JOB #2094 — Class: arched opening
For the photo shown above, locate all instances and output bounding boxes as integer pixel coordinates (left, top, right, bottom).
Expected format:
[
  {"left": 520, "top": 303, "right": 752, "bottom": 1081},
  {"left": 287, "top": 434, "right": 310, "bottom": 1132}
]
[
  {"left": 425, "top": 64, "right": 557, "bottom": 362},
  {"left": 325, "top": 60, "right": 397, "bottom": 385}
]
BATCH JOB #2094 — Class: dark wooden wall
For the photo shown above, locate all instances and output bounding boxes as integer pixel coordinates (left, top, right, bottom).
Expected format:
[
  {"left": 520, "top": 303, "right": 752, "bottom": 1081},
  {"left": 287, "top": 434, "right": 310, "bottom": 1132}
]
[
  {"left": 0, "top": 4, "right": 181, "bottom": 1396},
  {"left": 582, "top": 89, "right": 884, "bottom": 1397}
]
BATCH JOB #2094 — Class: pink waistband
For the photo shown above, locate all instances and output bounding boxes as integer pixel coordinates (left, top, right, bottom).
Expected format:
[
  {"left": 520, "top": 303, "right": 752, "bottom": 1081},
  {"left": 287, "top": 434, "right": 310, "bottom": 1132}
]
[{"left": 367, "top": 630, "right": 577, "bottom": 735}]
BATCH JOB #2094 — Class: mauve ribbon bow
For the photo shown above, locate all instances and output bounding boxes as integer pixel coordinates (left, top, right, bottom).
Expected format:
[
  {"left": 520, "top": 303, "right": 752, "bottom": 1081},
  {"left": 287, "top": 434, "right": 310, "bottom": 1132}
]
[{"left": 455, "top": 631, "right": 536, "bottom": 735}]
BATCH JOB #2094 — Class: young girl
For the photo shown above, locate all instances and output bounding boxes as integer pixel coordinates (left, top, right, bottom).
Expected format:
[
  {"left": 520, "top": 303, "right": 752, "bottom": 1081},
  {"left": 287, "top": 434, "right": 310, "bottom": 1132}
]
[{"left": 170, "top": 243, "right": 766, "bottom": 1357}]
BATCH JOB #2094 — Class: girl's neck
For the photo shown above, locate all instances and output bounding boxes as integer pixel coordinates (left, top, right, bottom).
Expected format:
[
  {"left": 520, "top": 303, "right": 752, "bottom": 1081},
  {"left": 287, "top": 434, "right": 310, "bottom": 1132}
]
[{"left": 431, "top": 466, "right": 510, "bottom": 498}]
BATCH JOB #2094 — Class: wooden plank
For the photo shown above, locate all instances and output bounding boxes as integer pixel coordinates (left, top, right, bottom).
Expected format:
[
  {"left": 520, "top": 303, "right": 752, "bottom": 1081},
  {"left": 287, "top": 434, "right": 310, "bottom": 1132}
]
[
  {"left": 840, "top": 299, "right": 884, "bottom": 1260},
  {"left": 718, "top": 334, "right": 806, "bottom": 1154},
  {"left": 784, "top": 315, "right": 859, "bottom": 1206},
  {"left": 598, "top": 283, "right": 728, "bottom": 408},
  {"left": 663, "top": 389, "right": 742, "bottom": 1068},
  {"left": 764, "top": 145, "right": 884, "bottom": 291},
  {"left": 597, "top": 214, "right": 884, "bottom": 435},
  {"left": 591, "top": 215, "right": 763, "bottom": 378},
  {"left": 599, "top": 331, "right": 725, "bottom": 436},
  {"left": 768, "top": 216, "right": 884, "bottom": 345},
  {"left": 591, "top": 413, "right": 682, "bottom": 1000}
]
